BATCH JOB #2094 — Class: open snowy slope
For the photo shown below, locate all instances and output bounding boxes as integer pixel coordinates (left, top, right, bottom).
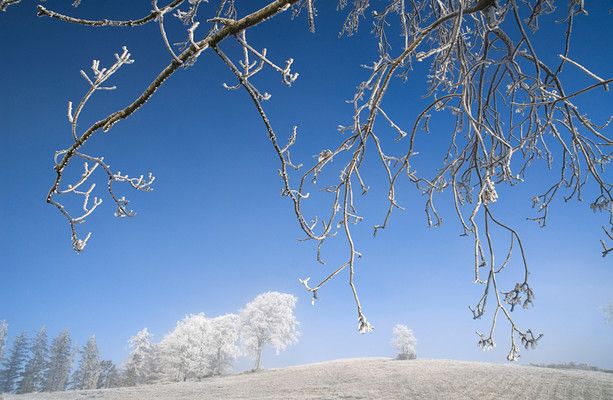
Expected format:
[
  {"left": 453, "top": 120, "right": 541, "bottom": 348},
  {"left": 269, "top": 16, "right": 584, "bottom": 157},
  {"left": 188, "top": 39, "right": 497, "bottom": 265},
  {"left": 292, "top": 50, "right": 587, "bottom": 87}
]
[{"left": 6, "top": 358, "right": 613, "bottom": 400}]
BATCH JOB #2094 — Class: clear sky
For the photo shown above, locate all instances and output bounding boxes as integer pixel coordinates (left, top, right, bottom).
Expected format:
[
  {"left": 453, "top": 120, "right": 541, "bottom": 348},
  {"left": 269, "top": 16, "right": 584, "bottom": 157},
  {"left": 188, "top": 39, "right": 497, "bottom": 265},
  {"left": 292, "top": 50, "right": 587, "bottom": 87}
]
[{"left": 1, "top": 0, "right": 611, "bottom": 371}]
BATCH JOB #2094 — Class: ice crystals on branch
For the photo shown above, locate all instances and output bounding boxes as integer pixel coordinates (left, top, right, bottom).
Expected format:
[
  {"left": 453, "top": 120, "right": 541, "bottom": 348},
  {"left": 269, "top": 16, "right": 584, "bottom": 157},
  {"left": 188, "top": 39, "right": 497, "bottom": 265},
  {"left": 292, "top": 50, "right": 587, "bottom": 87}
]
[
  {"left": 358, "top": 316, "right": 373, "bottom": 333},
  {"left": 503, "top": 282, "right": 534, "bottom": 312},
  {"left": 507, "top": 343, "right": 520, "bottom": 362},
  {"left": 47, "top": 47, "right": 154, "bottom": 251},
  {"left": 317, "top": 149, "right": 333, "bottom": 163},
  {"left": 0, "top": 0, "right": 20, "bottom": 12},
  {"left": 83, "top": 47, "right": 134, "bottom": 90},
  {"left": 73, "top": 232, "right": 92, "bottom": 252},
  {"left": 233, "top": 31, "right": 299, "bottom": 88},
  {"left": 113, "top": 171, "right": 156, "bottom": 192},
  {"left": 298, "top": 277, "right": 319, "bottom": 305},
  {"left": 477, "top": 332, "right": 495, "bottom": 351},
  {"left": 480, "top": 176, "right": 498, "bottom": 205},
  {"left": 519, "top": 329, "right": 543, "bottom": 350}
]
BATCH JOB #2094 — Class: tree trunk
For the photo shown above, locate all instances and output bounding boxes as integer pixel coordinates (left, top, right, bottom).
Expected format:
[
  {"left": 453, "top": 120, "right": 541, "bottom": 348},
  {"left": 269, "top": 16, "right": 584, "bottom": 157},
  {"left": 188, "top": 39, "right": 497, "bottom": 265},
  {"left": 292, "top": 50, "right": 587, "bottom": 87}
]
[{"left": 254, "top": 344, "right": 262, "bottom": 371}]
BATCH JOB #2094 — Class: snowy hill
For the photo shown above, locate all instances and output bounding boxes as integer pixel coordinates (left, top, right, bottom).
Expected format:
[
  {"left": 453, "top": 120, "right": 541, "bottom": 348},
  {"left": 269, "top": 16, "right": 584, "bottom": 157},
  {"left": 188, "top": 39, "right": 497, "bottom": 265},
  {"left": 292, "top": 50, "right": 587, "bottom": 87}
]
[{"left": 5, "top": 358, "right": 612, "bottom": 400}]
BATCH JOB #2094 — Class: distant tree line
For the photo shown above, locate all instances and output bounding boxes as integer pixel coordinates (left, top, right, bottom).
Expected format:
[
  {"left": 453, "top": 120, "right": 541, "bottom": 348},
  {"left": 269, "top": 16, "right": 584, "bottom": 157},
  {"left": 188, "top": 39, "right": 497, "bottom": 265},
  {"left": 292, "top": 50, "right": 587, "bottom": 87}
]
[
  {"left": 528, "top": 362, "right": 613, "bottom": 374},
  {"left": 0, "top": 291, "right": 299, "bottom": 394},
  {"left": 0, "top": 323, "right": 119, "bottom": 394}
]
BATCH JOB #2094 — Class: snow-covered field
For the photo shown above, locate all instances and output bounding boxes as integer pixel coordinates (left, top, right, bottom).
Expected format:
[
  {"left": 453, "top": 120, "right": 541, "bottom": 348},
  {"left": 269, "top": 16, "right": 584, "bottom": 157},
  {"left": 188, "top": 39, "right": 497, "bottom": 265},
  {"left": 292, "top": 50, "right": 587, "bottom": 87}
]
[{"left": 5, "top": 358, "right": 612, "bottom": 400}]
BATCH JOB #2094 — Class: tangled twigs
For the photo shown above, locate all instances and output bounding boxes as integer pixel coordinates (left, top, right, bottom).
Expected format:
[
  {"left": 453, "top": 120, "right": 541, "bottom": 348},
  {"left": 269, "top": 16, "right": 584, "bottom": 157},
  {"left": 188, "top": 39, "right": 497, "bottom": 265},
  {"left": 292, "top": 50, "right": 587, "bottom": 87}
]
[
  {"left": 302, "top": 0, "right": 610, "bottom": 356},
  {"left": 46, "top": 47, "right": 156, "bottom": 252},
  {"left": 44, "top": 0, "right": 299, "bottom": 252},
  {"left": 38, "top": 0, "right": 611, "bottom": 358}
]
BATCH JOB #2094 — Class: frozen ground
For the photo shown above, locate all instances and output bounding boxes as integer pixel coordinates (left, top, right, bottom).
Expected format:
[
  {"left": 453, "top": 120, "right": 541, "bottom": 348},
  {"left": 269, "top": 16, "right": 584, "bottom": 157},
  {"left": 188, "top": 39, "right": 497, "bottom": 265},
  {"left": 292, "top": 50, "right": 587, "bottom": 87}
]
[{"left": 5, "top": 358, "right": 613, "bottom": 400}]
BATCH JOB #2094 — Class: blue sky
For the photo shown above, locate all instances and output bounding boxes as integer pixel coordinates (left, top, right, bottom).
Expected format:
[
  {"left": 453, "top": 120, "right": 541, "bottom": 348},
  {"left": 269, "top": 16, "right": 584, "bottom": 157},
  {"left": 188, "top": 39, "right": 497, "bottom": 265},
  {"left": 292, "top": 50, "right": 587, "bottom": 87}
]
[{"left": 1, "top": 0, "right": 611, "bottom": 371}]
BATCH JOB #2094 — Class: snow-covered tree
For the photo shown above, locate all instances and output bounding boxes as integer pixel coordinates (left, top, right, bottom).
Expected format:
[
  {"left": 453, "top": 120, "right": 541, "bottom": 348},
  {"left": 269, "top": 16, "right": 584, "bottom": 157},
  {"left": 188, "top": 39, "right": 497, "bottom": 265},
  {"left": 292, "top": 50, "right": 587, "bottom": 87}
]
[
  {"left": 0, "top": 321, "right": 7, "bottom": 364},
  {"left": 17, "top": 326, "right": 48, "bottom": 394},
  {"left": 392, "top": 324, "right": 417, "bottom": 360},
  {"left": 44, "top": 330, "right": 73, "bottom": 392},
  {"left": 159, "top": 314, "right": 214, "bottom": 381},
  {"left": 159, "top": 313, "right": 241, "bottom": 381},
  {"left": 123, "top": 328, "right": 156, "bottom": 386},
  {"left": 240, "top": 292, "right": 299, "bottom": 371},
  {"left": 0, "top": 332, "right": 28, "bottom": 393},
  {"left": 97, "top": 360, "right": 121, "bottom": 389},
  {"left": 209, "top": 314, "right": 241, "bottom": 375},
  {"left": 71, "top": 336, "right": 101, "bottom": 390}
]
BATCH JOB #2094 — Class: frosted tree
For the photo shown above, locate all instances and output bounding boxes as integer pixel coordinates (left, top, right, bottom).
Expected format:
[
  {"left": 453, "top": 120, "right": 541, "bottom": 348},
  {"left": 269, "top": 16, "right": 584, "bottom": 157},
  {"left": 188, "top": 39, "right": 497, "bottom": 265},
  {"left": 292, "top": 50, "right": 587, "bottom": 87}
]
[
  {"left": 97, "top": 360, "right": 121, "bottom": 389},
  {"left": 44, "top": 330, "right": 73, "bottom": 392},
  {"left": 144, "top": 343, "right": 163, "bottom": 383},
  {"left": 13, "top": 0, "right": 610, "bottom": 360},
  {"left": 602, "top": 301, "right": 613, "bottom": 324},
  {"left": 392, "top": 324, "right": 417, "bottom": 360},
  {"left": 158, "top": 325, "right": 188, "bottom": 382},
  {"left": 158, "top": 313, "right": 241, "bottom": 380},
  {"left": 0, "top": 332, "right": 28, "bottom": 393},
  {"left": 0, "top": 321, "right": 7, "bottom": 365},
  {"left": 159, "top": 313, "right": 214, "bottom": 381},
  {"left": 240, "top": 292, "right": 299, "bottom": 371},
  {"left": 209, "top": 314, "right": 241, "bottom": 375},
  {"left": 71, "top": 336, "right": 101, "bottom": 390},
  {"left": 123, "top": 328, "right": 156, "bottom": 386},
  {"left": 17, "top": 327, "right": 48, "bottom": 394}
]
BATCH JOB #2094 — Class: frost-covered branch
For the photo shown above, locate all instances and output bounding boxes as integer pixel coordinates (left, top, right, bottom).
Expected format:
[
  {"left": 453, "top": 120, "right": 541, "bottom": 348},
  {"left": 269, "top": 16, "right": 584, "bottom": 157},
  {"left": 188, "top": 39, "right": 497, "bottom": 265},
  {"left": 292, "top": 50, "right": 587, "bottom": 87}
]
[
  {"left": 40, "top": 0, "right": 611, "bottom": 361},
  {"left": 0, "top": 0, "right": 20, "bottom": 12},
  {"left": 36, "top": 0, "right": 186, "bottom": 27},
  {"left": 44, "top": 0, "right": 299, "bottom": 252},
  {"left": 281, "top": 0, "right": 610, "bottom": 358}
]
